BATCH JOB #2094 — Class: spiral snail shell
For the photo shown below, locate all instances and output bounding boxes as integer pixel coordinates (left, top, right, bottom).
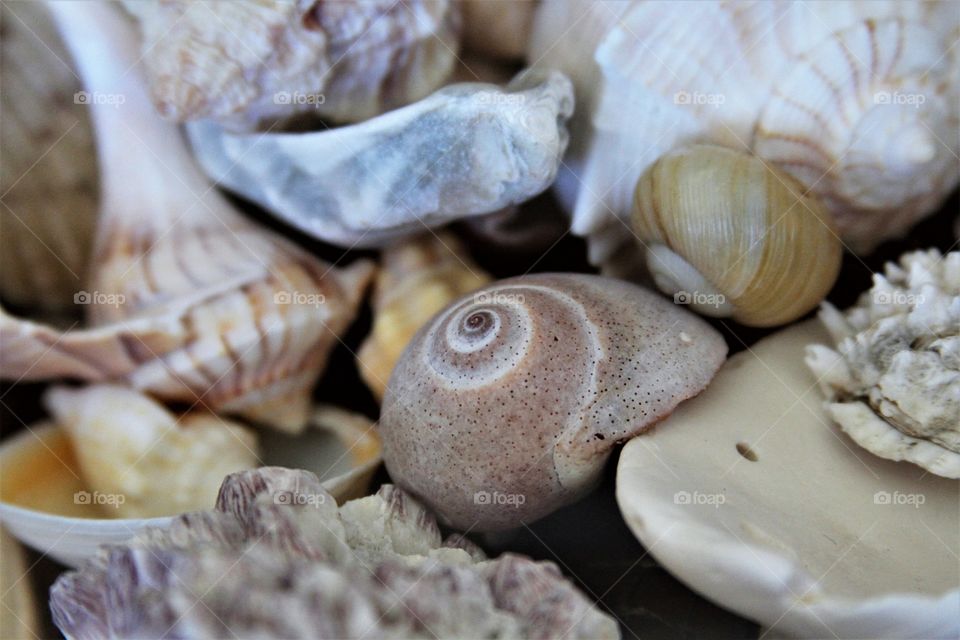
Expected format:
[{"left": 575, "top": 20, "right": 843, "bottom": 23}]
[
  {"left": 632, "top": 145, "right": 843, "bottom": 328},
  {"left": 379, "top": 273, "right": 727, "bottom": 531}
]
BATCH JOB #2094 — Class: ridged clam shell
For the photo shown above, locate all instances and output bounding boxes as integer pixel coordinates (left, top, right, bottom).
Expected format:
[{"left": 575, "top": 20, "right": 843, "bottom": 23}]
[
  {"left": 356, "top": 231, "right": 491, "bottom": 401},
  {"left": 122, "top": 0, "right": 460, "bottom": 131},
  {"left": 529, "top": 0, "right": 959, "bottom": 274},
  {"left": 0, "top": 2, "right": 98, "bottom": 311},
  {"left": 48, "top": 468, "right": 618, "bottom": 639}
]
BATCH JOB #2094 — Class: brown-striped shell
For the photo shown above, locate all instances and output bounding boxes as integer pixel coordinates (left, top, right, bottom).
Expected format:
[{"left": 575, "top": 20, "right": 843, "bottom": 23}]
[{"left": 380, "top": 273, "right": 727, "bottom": 531}]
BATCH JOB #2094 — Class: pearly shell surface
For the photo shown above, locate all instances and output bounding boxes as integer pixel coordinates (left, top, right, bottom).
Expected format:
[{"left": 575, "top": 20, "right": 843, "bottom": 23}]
[
  {"left": 529, "top": 0, "right": 960, "bottom": 276},
  {"left": 806, "top": 249, "right": 960, "bottom": 478},
  {"left": 44, "top": 384, "right": 259, "bottom": 518},
  {"left": 380, "top": 273, "right": 727, "bottom": 531},
  {"left": 0, "top": 1, "right": 98, "bottom": 311},
  {"left": 0, "top": 1, "right": 374, "bottom": 433},
  {"left": 186, "top": 69, "right": 574, "bottom": 248},
  {"left": 357, "top": 231, "right": 491, "bottom": 401},
  {"left": 50, "top": 468, "right": 620, "bottom": 639},
  {"left": 123, "top": 0, "right": 460, "bottom": 131}
]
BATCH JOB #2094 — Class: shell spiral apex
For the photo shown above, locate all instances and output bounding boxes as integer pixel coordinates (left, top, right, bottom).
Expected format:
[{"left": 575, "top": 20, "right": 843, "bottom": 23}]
[{"left": 380, "top": 273, "right": 727, "bottom": 531}]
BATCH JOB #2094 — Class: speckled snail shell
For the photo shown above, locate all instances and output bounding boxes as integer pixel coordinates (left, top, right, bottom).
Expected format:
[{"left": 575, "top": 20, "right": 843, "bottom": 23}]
[
  {"left": 632, "top": 145, "right": 843, "bottom": 328},
  {"left": 379, "top": 273, "right": 727, "bottom": 531}
]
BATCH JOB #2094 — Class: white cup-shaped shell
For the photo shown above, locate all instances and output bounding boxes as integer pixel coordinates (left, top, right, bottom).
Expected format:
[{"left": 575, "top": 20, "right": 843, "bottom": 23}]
[
  {"left": 380, "top": 273, "right": 727, "bottom": 531},
  {"left": 632, "top": 145, "right": 842, "bottom": 327}
]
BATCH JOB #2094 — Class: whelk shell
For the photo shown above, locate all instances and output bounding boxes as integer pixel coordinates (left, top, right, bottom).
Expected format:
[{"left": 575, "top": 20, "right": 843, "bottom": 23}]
[
  {"left": 122, "top": 0, "right": 460, "bottom": 131},
  {"left": 0, "top": 403, "right": 381, "bottom": 568},
  {"left": 186, "top": 68, "right": 574, "bottom": 248},
  {"left": 50, "top": 468, "right": 619, "bottom": 639},
  {"left": 529, "top": 0, "right": 959, "bottom": 275},
  {"left": 356, "top": 231, "right": 491, "bottom": 401},
  {"left": 0, "top": 1, "right": 98, "bottom": 311},
  {"left": 0, "top": 1, "right": 374, "bottom": 432},
  {"left": 380, "top": 273, "right": 727, "bottom": 531}
]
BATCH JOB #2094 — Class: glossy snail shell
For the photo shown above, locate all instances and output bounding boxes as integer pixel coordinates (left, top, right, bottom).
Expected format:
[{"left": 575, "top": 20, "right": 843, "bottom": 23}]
[
  {"left": 632, "top": 145, "right": 842, "bottom": 328},
  {"left": 379, "top": 273, "right": 727, "bottom": 531}
]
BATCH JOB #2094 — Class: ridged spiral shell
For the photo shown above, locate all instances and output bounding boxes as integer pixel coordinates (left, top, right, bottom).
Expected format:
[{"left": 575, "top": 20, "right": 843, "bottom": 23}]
[
  {"left": 380, "top": 273, "right": 727, "bottom": 531},
  {"left": 529, "top": 0, "right": 959, "bottom": 276},
  {"left": 632, "top": 145, "right": 843, "bottom": 327}
]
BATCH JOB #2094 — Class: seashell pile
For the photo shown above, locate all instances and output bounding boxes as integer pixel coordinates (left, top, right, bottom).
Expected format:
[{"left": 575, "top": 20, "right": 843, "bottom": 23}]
[
  {"left": 51, "top": 467, "right": 619, "bottom": 639},
  {"left": 0, "top": 1, "right": 957, "bottom": 638},
  {"left": 530, "top": 0, "right": 960, "bottom": 276},
  {"left": 806, "top": 249, "right": 960, "bottom": 478}
]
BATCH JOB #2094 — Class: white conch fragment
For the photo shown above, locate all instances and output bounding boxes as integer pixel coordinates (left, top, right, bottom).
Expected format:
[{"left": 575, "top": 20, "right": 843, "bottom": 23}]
[
  {"left": 529, "top": 0, "right": 959, "bottom": 276},
  {"left": 122, "top": 0, "right": 461, "bottom": 131},
  {"left": 0, "top": 1, "right": 374, "bottom": 432},
  {"left": 806, "top": 249, "right": 960, "bottom": 478},
  {"left": 50, "top": 468, "right": 620, "bottom": 639},
  {"left": 44, "top": 384, "right": 259, "bottom": 519},
  {"left": 0, "top": 1, "right": 98, "bottom": 311},
  {"left": 186, "top": 69, "right": 574, "bottom": 248}
]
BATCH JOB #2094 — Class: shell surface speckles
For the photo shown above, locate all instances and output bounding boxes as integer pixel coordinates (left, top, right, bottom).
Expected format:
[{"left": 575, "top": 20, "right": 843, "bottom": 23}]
[
  {"left": 530, "top": 0, "right": 960, "bottom": 275},
  {"left": 186, "top": 69, "right": 574, "bottom": 248},
  {"left": 50, "top": 468, "right": 620, "bottom": 639},
  {"left": 123, "top": 0, "right": 460, "bottom": 131},
  {"left": 0, "top": 2, "right": 98, "bottom": 311},
  {"left": 806, "top": 249, "right": 960, "bottom": 478},
  {"left": 380, "top": 273, "right": 727, "bottom": 531},
  {"left": 632, "top": 145, "right": 842, "bottom": 327},
  {"left": 357, "top": 232, "right": 491, "bottom": 401}
]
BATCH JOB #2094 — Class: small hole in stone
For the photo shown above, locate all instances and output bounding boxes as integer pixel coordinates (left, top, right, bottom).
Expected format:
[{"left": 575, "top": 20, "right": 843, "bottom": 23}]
[{"left": 736, "top": 442, "right": 758, "bottom": 462}]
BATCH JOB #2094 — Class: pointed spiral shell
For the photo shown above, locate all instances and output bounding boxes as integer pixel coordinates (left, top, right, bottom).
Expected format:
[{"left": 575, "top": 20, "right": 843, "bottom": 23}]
[{"left": 380, "top": 273, "right": 727, "bottom": 531}]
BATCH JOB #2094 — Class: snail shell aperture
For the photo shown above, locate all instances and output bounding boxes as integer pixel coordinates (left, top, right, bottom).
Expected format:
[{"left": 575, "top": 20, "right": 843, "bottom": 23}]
[
  {"left": 632, "top": 145, "right": 843, "bottom": 327},
  {"left": 379, "top": 273, "right": 727, "bottom": 531}
]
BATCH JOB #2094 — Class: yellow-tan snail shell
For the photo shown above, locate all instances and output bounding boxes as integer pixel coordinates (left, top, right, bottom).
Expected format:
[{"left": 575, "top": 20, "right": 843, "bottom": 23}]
[
  {"left": 379, "top": 273, "right": 728, "bottom": 531},
  {"left": 632, "top": 145, "right": 843, "bottom": 328},
  {"left": 356, "top": 231, "right": 491, "bottom": 402}
]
